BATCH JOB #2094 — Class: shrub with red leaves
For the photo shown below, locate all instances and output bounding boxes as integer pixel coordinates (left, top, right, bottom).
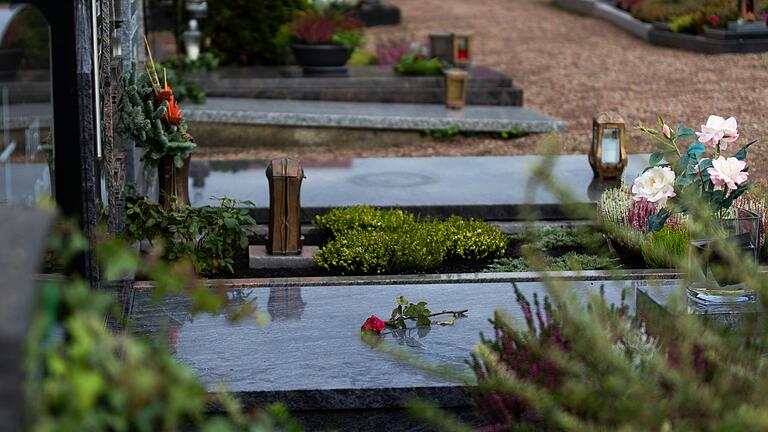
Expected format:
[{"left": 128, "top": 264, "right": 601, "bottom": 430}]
[{"left": 291, "top": 10, "right": 362, "bottom": 45}]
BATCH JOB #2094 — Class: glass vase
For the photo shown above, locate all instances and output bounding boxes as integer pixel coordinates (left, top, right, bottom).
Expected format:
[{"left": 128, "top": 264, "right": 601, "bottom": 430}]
[{"left": 687, "top": 208, "right": 760, "bottom": 312}]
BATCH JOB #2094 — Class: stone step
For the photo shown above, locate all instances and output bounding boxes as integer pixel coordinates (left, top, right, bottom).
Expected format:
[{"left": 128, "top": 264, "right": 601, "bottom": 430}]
[
  {"left": 188, "top": 154, "right": 648, "bottom": 222},
  {"left": 189, "top": 65, "right": 522, "bottom": 106},
  {"left": 183, "top": 98, "right": 563, "bottom": 136}
]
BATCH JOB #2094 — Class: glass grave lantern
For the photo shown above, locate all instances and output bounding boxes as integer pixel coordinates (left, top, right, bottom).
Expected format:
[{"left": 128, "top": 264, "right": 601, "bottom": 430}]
[
  {"left": 429, "top": 32, "right": 454, "bottom": 64},
  {"left": 444, "top": 68, "right": 468, "bottom": 110},
  {"left": 182, "top": 19, "right": 202, "bottom": 61},
  {"left": 452, "top": 32, "right": 472, "bottom": 67},
  {"left": 589, "top": 111, "right": 627, "bottom": 179}
]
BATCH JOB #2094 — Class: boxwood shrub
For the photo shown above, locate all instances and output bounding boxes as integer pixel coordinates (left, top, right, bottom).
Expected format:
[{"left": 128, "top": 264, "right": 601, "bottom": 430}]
[{"left": 314, "top": 207, "right": 507, "bottom": 275}]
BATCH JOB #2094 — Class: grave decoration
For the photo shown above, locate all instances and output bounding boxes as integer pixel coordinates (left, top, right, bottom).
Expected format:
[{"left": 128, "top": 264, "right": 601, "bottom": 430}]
[
  {"left": 361, "top": 296, "right": 468, "bottom": 336},
  {"left": 266, "top": 158, "right": 305, "bottom": 255},
  {"left": 426, "top": 31, "right": 472, "bottom": 67},
  {"left": 118, "top": 40, "right": 196, "bottom": 209},
  {"left": 444, "top": 68, "right": 469, "bottom": 110},
  {"left": 589, "top": 112, "right": 627, "bottom": 179},
  {"left": 626, "top": 115, "right": 758, "bottom": 309},
  {"left": 288, "top": 0, "right": 365, "bottom": 76},
  {"left": 452, "top": 32, "right": 472, "bottom": 67}
]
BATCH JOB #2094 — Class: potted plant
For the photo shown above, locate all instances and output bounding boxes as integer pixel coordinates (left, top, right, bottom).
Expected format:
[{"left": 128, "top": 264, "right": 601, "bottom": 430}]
[
  {"left": 289, "top": 0, "right": 364, "bottom": 76},
  {"left": 118, "top": 44, "right": 196, "bottom": 209}
]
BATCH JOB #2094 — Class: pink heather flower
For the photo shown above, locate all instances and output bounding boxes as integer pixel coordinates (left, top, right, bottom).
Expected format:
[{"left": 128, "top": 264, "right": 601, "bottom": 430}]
[
  {"left": 707, "top": 156, "right": 749, "bottom": 192},
  {"left": 662, "top": 124, "right": 671, "bottom": 139},
  {"left": 696, "top": 115, "right": 739, "bottom": 150}
]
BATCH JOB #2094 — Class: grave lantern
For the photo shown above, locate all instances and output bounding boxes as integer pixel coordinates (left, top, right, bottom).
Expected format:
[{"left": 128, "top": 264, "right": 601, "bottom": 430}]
[
  {"left": 452, "top": 32, "right": 472, "bottom": 67},
  {"left": 444, "top": 68, "right": 468, "bottom": 110},
  {"left": 740, "top": 0, "right": 756, "bottom": 19},
  {"left": 266, "top": 158, "right": 305, "bottom": 255},
  {"left": 182, "top": 19, "right": 202, "bottom": 60},
  {"left": 589, "top": 112, "right": 627, "bottom": 179},
  {"left": 429, "top": 32, "right": 454, "bottom": 63}
]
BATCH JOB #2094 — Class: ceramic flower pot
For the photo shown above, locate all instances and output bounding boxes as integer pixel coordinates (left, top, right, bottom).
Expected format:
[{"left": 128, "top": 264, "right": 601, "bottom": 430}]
[
  {"left": 291, "top": 43, "right": 352, "bottom": 77},
  {"left": 687, "top": 208, "right": 760, "bottom": 312},
  {"left": 158, "top": 154, "right": 191, "bottom": 209}
]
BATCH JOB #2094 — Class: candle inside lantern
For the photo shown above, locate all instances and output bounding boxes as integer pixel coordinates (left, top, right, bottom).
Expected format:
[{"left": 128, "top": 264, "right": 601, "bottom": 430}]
[
  {"left": 601, "top": 128, "right": 621, "bottom": 164},
  {"left": 456, "top": 38, "right": 469, "bottom": 60}
]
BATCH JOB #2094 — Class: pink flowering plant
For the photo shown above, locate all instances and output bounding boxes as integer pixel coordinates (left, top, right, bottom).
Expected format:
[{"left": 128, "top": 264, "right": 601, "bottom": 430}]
[{"left": 636, "top": 115, "right": 756, "bottom": 231}]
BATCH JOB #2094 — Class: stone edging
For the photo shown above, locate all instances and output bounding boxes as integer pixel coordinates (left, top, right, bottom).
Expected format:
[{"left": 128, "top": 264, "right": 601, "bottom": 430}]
[{"left": 553, "top": 0, "right": 768, "bottom": 53}]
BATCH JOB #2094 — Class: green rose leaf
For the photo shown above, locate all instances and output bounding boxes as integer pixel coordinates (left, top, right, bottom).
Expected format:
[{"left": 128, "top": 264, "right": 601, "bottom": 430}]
[{"left": 735, "top": 140, "right": 758, "bottom": 161}]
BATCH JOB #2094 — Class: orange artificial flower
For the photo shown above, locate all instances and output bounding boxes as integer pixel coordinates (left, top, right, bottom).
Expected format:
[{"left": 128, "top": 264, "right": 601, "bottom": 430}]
[
  {"left": 154, "top": 83, "right": 174, "bottom": 103},
  {"left": 164, "top": 96, "right": 183, "bottom": 127}
]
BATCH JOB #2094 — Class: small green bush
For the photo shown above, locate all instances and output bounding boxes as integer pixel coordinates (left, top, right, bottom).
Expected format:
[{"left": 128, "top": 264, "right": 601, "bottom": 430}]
[
  {"left": 314, "top": 225, "right": 446, "bottom": 275},
  {"left": 314, "top": 206, "right": 414, "bottom": 237},
  {"left": 484, "top": 253, "right": 615, "bottom": 273},
  {"left": 438, "top": 217, "right": 509, "bottom": 261},
  {"left": 314, "top": 207, "right": 507, "bottom": 274},
  {"left": 348, "top": 48, "right": 378, "bottom": 66},
  {"left": 641, "top": 226, "right": 689, "bottom": 269}
]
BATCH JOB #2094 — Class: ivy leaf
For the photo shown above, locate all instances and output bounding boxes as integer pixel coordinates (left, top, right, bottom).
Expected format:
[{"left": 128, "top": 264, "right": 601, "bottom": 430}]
[
  {"left": 735, "top": 140, "right": 758, "bottom": 161},
  {"left": 417, "top": 314, "right": 431, "bottom": 326},
  {"left": 397, "top": 296, "right": 408, "bottom": 306}
]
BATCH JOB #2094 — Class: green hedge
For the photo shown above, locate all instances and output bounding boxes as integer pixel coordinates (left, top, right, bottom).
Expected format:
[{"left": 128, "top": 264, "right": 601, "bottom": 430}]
[
  {"left": 314, "top": 207, "right": 508, "bottom": 275},
  {"left": 204, "top": 0, "right": 307, "bottom": 65}
]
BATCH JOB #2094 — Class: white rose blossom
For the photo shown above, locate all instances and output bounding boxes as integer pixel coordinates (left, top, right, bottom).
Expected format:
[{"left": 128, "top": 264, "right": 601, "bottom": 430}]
[
  {"left": 696, "top": 115, "right": 739, "bottom": 150},
  {"left": 631, "top": 166, "right": 677, "bottom": 207}
]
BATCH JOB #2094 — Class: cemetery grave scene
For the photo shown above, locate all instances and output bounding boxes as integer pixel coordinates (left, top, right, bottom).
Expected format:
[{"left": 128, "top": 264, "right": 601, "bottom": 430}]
[{"left": 5, "top": 0, "right": 768, "bottom": 431}]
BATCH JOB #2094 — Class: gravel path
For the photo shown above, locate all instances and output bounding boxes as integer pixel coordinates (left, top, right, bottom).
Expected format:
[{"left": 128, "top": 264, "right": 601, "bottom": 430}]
[{"left": 206, "top": 0, "right": 768, "bottom": 180}]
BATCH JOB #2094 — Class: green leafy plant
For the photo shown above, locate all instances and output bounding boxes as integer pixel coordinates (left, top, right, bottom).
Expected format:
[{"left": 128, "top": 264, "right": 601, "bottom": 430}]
[
  {"left": 331, "top": 29, "right": 366, "bottom": 49},
  {"left": 669, "top": 12, "right": 701, "bottom": 33},
  {"left": 124, "top": 197, "right": 255, "bottom": 275},
  {"left": 641, "top": 226, "right": 690, "bottom": 268},
  {"left": 499, "top": 127, "right": 526, "bottom": 140},
  {"left": 314, "top": 207, "right": 508, "bottom": 275},
  {"left": 437, "top": 217, "right": 509, "bottom": 261},
  {"left": 394, "top": 54, "right": 445, "bottom": 76},
  {"left": 484, "top": 252, "right": 615, "bottom": 273},
  {"left": 348, "top": 48, "right": 378, "bottom": 66},
  {"left": 423, "top": 124, "right": 461, "bottom": 139},
  {"left": 28, "top": 222, "right": 301, "bottom": 432},
  {"left": 205, "top": 0, "right": 307, "bottom": 65}
]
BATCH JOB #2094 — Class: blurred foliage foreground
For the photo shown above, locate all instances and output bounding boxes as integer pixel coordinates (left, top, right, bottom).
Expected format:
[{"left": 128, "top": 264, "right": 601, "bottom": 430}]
[{"left": 24, "top": 221, "right": 300, "bottom": 432}]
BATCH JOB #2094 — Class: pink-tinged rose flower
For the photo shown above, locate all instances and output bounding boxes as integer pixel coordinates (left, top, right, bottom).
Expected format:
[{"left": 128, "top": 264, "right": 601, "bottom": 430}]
[
  {"left": 709, "top": 15, "right": 720, "bottom": 26},
  {"left": 662, "top": 124, "right": 671, "bottom": 139},
  {"left": 631, "top": 166, "right": 676, "bottom": 207},
  {"left": 696, "top": 115, "right": 738, "bottom": 150},
  {"left": 707, "top": 156, "right": 749, "bottom": 192},
  {"left": 361, "top": 315, "right": 386, "bottom": 334}
]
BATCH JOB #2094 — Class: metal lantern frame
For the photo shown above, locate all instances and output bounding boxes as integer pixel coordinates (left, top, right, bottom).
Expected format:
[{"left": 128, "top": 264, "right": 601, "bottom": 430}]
[{"left": 589, "top": 111, "right": 627, "bottom": 179}]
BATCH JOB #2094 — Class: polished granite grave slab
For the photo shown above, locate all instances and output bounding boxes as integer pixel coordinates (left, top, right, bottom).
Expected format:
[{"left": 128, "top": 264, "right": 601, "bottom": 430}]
[
  {"left": 187, "top": 65, "right": 522, "bottom": 106},
  {"left": 188, "top": 154, "right": 650, "bottom": 221},
  {"left": 128, "top": 280, "right": 660, "bottom": 407},
  {"left": 183, "top": 98, "right": 562, "bottom": 133}
]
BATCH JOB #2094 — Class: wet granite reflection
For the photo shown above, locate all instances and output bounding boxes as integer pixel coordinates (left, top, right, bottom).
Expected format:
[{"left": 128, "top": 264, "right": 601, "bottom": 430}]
[
  {"left": 268, "top": 287, "right": 306, "bottom": 321},
  {"left": 129, "top": 280, "right": 653, "bottom": 393}
]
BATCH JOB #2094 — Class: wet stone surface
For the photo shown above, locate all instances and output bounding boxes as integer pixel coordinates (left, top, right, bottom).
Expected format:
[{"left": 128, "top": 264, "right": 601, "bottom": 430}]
[
  {"left": 127, "top": 279, "right": 664, "bottom": 410},
  {"left": 188, "top": 154, "right": 650, "bottom": 221}
]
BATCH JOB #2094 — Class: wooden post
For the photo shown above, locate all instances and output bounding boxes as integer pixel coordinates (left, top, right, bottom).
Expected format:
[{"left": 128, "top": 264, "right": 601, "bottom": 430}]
[{"left": 266, "top": 158, "right": 304, "bottom": 255}]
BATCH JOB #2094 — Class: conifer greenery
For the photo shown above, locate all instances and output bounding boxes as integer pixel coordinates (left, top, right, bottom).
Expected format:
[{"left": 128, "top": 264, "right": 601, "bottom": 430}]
[{"left": 118, "top": 62, "right": 196, "bottom": 169}]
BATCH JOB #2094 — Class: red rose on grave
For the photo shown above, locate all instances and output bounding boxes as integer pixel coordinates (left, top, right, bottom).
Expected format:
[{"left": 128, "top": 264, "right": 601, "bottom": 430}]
[{"left": 361, "top": 315, "right": 386, "bottom": 334}]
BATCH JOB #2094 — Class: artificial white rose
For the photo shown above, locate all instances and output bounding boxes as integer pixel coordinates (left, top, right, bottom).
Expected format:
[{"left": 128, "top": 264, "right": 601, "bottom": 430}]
[{"left": 631, "top": 166, "right": 676, "bottom": 207}]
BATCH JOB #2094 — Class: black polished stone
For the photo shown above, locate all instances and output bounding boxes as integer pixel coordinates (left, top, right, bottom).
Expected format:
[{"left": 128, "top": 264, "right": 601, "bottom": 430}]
[{"left": 188, "top": 155, "right": 649, "bottom": 222}]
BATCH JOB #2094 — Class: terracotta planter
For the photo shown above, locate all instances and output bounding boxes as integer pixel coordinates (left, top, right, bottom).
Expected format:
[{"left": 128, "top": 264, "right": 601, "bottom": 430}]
[
  {"left": 291, "top": 43, "right": 352, "bottom": 77},
  {"left": 158, "top": 155, "right": 191, "bottom": 209}
]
